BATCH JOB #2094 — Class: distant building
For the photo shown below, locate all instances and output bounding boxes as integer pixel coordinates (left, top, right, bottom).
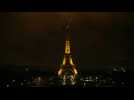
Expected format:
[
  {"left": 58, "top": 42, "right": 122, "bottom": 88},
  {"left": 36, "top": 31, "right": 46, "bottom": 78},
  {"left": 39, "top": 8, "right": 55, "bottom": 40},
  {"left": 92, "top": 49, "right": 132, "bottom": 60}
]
[{"left": 112, "top": 65, "right": 127, "bottom": 87}]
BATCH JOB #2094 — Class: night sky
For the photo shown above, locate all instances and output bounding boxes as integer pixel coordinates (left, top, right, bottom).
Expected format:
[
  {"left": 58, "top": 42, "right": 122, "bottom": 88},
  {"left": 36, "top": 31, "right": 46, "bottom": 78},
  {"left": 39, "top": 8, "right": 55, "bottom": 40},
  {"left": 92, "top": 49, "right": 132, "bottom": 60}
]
[{"left": 0, "top": 12, "right": 128, "bottom": 71}]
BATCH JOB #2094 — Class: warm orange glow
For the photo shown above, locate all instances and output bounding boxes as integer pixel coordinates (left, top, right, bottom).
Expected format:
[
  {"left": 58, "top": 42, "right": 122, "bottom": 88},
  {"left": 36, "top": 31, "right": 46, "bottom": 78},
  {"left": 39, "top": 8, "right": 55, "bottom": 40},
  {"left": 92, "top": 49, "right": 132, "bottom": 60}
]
[
  {"left": 62, "top": 56, "right": 66, "bottom": 65},
  {"left": 58, "top": 69, "right": 62, "bottom": 76},
  {"left": 65, "top": 40, "right": 70, "bottom": 54},
  {"left": 58, "top": 36, "right": 79, "bottom": 81},
  {"left": 69, "top": 56, "right": 74, "bottom": 65},
  {"left": 73, "top": 68, "right": 78, "bottom": 75}
]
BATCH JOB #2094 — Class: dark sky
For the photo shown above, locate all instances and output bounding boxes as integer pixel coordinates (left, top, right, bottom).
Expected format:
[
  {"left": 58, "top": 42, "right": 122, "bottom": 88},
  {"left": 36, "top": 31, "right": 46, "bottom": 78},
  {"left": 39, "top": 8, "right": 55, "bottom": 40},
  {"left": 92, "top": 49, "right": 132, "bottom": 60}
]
[{"left": 0, "top": 12, "right": 128, "bottom": 70}]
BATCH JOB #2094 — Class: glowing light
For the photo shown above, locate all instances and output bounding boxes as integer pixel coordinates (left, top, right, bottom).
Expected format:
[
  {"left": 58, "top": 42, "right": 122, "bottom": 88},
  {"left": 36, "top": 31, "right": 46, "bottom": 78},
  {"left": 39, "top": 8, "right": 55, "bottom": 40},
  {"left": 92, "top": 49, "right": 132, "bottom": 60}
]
[
  {"left": 20, "top": 82, "right": 24, "bottom": 86},
  {"left": 38, "top": 77, "right": 41, "bottom": 82},
  {"left": 6, "top": 84, "right": 10, "bottom": 88},
  {"left": 113, "top": 68, "right": 118, "bottom": 71},
  {"left": 121, "top": 67, "right": 126, "bottom": 72},
  {"left": 84, "top": 82, "right": 86, "bottom": 86},
  {"left": 96, "top": 76, "right": 98, "bottom": 80},
  {"left": 58, "top": 69, "right": 62, "bottom": 76},
  {"left": 65, "top": 40, "right": 70, "bottom": 54},
  {"left": 62, "top": 80, "right": 66, "bottom": 85},
  {"left": 71, "top": 81, "right": 75, "bottom": 85},
  {"left": 12, "top": 80, "right": 15, "bottom": 82},
  {"left": 73, "top": 68, "right": 78, "bottom": 75},
  {"left": 62, "top": 56, "right": 66, "bottom": 65},
  {"left": 69, "top": 56, "right": 74, "bottom": 65}
]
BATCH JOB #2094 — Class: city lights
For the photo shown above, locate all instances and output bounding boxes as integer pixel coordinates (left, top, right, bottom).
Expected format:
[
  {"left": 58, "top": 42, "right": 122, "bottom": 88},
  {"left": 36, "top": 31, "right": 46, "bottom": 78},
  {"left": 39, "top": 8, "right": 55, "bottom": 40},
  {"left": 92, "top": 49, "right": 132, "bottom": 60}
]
[{"left": 0, "top": 13, "right": 128, "bottom": 88}]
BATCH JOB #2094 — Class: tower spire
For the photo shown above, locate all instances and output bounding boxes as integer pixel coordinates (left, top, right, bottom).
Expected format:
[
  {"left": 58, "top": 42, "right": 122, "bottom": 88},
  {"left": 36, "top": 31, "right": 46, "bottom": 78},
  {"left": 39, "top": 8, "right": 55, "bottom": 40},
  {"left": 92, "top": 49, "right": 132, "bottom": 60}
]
[
  {"left": 64, "top": 16, "right": 72, "bottom": 54},
  {"left": 64, "top": 16, "right": 72, "bottom": 40},
  {"left": 65, "top": 16, "right": 72, "bottom": 32}
]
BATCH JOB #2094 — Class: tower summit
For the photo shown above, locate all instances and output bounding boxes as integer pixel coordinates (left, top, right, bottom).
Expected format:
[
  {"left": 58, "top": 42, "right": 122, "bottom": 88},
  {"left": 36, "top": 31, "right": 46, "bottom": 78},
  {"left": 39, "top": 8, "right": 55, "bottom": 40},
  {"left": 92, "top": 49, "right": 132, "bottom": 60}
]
[{"left": 58, "top": 17, "right": 79, "bottom": 86}]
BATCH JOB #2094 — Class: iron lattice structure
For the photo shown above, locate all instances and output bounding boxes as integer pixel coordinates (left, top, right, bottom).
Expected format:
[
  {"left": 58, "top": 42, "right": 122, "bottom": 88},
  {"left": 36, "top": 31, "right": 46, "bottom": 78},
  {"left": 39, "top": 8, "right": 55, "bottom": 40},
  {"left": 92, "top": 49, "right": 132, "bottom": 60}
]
[{"left": 58, "top": 37, "right": 79, "bottom": 85}]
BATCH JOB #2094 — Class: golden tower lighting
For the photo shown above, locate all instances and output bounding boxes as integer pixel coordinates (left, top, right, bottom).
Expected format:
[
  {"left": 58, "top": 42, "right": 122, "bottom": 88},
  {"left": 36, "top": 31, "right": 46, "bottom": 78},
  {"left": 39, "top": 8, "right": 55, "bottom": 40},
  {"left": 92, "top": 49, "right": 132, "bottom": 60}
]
[{"left": 58, "top": 36, "right": 78, "bottom": 85}]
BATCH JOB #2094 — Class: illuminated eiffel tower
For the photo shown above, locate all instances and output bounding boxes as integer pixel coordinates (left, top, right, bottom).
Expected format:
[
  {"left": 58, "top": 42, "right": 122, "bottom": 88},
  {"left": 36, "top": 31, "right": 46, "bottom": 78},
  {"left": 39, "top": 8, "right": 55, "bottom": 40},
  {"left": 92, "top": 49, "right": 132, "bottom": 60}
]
[{"left": 58, "top": 17, "right": 79, "bottom": 86}]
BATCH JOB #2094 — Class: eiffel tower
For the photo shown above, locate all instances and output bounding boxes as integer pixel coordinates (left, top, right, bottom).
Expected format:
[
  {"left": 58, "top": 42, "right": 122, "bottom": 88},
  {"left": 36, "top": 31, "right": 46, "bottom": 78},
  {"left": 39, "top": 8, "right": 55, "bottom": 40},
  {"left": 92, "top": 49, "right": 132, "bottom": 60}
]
[{"left": 58, "top": 16, "right": 79, "bottom": 86}]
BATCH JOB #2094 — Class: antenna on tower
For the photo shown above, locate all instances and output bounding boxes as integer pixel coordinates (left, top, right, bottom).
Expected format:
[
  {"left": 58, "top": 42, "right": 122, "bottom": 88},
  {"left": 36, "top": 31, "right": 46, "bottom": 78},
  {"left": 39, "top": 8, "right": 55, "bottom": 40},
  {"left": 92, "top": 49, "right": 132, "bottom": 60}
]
[
  {"left": 64, "top": 16, "right": 73, "bottom": 40},
  {"left": 65, "top": 16, "right": 72, "bottom": 32}
]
